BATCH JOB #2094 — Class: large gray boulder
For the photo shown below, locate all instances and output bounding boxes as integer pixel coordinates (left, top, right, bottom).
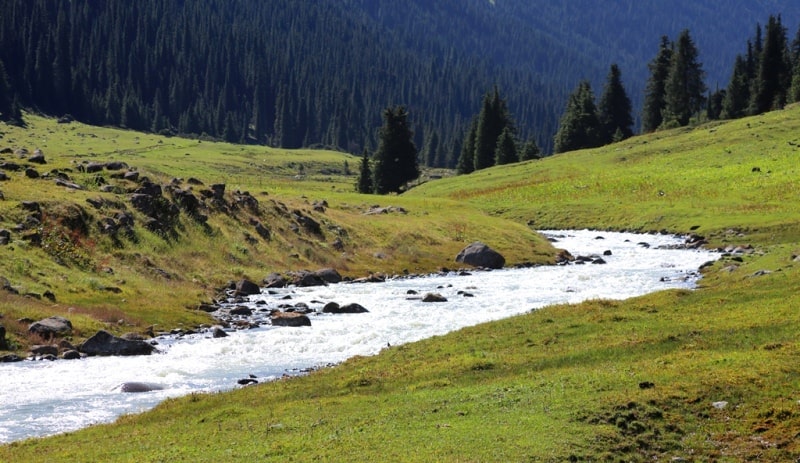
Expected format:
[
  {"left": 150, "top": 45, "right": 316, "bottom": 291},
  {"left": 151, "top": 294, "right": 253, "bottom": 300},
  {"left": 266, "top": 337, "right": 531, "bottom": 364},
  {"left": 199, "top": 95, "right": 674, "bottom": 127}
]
[
  {"left": 234, "top": 279, "right": 261, "bottom": 296},
  {"left": 79, "top": 330, "right": 156, "bottom": 356},
  {"left": 314, "top": 268, "right": 343, "bottom": 284},
  {"left": 455, "top": 242, "right": 506, "bottom": 269},
  {"left": 28, "top": 316, "right": 73, "bottom": 338}
]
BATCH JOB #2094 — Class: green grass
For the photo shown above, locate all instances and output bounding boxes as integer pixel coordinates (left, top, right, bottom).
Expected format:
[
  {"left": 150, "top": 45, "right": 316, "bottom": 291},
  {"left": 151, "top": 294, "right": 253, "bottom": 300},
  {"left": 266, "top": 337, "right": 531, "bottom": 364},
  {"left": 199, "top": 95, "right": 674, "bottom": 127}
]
[
  {"left": 0, "top": 115, "right": 553, "bottom": 348},
  {"left": 3, "top": 108, "right": 800, "bottom": 461}
]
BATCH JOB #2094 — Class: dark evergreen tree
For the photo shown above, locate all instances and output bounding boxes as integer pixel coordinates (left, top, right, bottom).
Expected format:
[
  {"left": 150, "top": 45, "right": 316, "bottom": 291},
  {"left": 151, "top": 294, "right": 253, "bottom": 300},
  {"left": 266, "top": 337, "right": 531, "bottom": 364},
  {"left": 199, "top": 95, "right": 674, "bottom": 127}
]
[
  {"left": 597, "top": 64, "right": 633, "bottom": 144},
  {"left": 662, "top": 29, "right": 706, "bottom": 127},
  {"left": 356, "top": 150, "right": 373, "bottom": 194},
  {"left": 722, "top": 54, "right": 751, "bottom": 118},
  {"left": 706, "top": 88, "right": 725, "bottom": 120},
  {"left": 790, "top": 60, "right": 800, "bottom": 103},
  {"left": 371, "top": 106, "right": 419, "bottom": 194},
  {"left": 494, "top": 127, "right": 518, "bottom": 165},
  {"left": 642, "top": 36, "right": 673, "bottom": 132},
  {"left": 749, "top": 15, "right": 790, "bottom": 114},
  {"left": 0, "top": 58, "right": 14, "bottom": 122},
  {"left": 474, "top": 87, "right": 514, "bottom": 171},
  {"left": 553, "top": 80, "right": 602, "bottom": 153},
  {"left": 456, "top": 117, "right": 478, "bottom": 174},
  {"left": 423, "top": 131, "right": 440, "bottom": 167},
  {"left": 519, "top": 139, "right": 541, "bottom": 161}
]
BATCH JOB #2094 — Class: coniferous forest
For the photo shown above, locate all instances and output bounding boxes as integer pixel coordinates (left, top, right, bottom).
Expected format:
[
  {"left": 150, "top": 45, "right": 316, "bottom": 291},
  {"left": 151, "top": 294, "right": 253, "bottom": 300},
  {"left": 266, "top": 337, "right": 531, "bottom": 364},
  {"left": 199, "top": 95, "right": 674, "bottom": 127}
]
[{"left": 1, "top": 0, "right": 800, "bottom": 166}]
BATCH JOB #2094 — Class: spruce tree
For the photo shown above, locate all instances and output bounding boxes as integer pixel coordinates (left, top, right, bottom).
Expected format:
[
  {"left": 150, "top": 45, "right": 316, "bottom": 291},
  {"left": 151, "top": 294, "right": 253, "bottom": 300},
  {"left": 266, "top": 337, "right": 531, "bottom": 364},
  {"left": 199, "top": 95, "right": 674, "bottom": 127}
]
[
  {"left": 0, "top": 58, "right": 13, "bottom": 122},
  {"left": 706, "top": 88, "right": 725, "bottom": 120},
  {"left": 749, "top": 15, "right": 790, "bottom": 114},
  {"left": 456, "top": 117, "right": 478, "bottom": 174},
  {"left": 553, "top": 80, "right": 602, "bottom": 154},
  {"left": 356, "top": 149, "right": 373, "bottom": 194},
  {"left": 519, "top": 139, "right": 541, "bottom": 161},
  {"left": 642, "top": 36, "right": 673, "bottom": 132},
  {"left": 722, "top": 55, "right": 751, "bottom": 118},
  {"left": 473, "top": 87, "right": 514, "bottom": 171},
  {"left": 494, "top": 127, "right": 518, "bottom": 165},
  {"left": 662, "top": 29, "right": 706, "bottom": 127},
  {"left": 597, "top": 64, "right": 633, "bottom": 144},
  {"left": 371, "top": 106, "right": 419, "bottom": 194}
]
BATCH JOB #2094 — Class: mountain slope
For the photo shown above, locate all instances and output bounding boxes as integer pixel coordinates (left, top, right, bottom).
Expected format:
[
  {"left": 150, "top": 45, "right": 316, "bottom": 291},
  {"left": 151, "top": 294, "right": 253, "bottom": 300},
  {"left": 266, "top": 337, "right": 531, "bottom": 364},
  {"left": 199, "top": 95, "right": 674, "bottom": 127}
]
[{"left": 1, "top": 0, "right": 799, "bottom": 158}]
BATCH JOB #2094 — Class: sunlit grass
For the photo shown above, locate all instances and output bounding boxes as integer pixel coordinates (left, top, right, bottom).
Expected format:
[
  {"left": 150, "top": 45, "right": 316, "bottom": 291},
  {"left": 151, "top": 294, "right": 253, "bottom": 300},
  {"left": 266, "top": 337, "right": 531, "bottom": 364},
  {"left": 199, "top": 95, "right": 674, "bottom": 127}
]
[{"left": 3, "top": 108, "right": 800, "bottom": 460}]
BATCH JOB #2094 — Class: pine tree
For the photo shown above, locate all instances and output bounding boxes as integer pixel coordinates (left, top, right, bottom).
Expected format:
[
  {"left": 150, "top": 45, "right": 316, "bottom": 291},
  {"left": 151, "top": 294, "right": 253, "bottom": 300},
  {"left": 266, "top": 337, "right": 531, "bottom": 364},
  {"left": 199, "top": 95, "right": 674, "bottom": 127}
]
[
  {"left": 456, "top": 117, "right": 478, "bottom": 174},
  {"left": 519, "top": 139, "right": 541, "bottom": 161},
  {"left": 494, "top": 127, "right": 518, "bottom": 165},
  {"left": 372, "top": 106, "right": 419, "bottom": 194},
  {"left": 662, "top": 29, "right": 706, "bottom": 127},
  {"left": 553, "top": 80, "right": 602, "bottom": 154},
  {"left": 642, "top": 36, "right": 673, "bottom": 132},
  {"left": 356, "top": 149, "right": 373, "bottom": 194},
  {"left": 749, "top": 15, "right": 790, "bottom": 114},
  {"left": 597, "top": 64, "right": 633, "bottom": 144}
]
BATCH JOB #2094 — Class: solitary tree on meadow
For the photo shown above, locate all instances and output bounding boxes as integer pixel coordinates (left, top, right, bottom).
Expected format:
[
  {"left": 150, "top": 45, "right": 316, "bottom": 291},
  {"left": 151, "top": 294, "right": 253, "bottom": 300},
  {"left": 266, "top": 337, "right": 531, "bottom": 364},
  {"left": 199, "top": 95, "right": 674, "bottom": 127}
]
[{"left": 371, "top": 106, "right": 419, "bottom": 194}]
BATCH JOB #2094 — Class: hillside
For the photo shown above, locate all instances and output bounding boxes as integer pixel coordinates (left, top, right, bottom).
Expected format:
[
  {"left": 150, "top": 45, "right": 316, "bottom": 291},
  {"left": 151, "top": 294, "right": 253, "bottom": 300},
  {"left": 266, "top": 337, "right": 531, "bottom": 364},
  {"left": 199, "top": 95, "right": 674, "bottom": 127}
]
[
  {"left": 2, "top": 106, "right": 800, "bottom": 461},
  {"left": 0, "top": 115, "right": 554, "bottom": 351},
  {"left": 2, "top": 1, "right": 799, "bottom": 158}
]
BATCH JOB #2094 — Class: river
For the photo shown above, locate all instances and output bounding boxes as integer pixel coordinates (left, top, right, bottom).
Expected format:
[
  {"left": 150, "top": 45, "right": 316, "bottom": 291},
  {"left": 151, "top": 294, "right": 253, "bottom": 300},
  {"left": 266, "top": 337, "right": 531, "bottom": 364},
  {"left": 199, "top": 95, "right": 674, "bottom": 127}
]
[{"left": 0, "top": 230, "right": 717, "bottom": 443}]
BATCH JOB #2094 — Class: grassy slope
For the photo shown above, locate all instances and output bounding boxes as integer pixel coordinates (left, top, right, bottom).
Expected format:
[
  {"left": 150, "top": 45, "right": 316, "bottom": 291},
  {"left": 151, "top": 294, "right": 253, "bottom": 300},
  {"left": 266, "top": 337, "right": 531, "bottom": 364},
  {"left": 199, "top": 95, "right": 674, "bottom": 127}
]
[
  {"left": 2, "top": 107, "right": 800, "bottom": 461},
  {"left": 0, "top": 115, "right": 552, "bottom": 349}
]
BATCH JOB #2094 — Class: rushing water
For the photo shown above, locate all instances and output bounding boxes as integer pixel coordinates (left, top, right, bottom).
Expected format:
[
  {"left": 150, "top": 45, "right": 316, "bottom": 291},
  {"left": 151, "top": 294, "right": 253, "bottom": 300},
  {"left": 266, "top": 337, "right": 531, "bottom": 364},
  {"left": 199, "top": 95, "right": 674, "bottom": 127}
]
[{"left": 0, "top": 230, "right": 717, "bottom": 443}]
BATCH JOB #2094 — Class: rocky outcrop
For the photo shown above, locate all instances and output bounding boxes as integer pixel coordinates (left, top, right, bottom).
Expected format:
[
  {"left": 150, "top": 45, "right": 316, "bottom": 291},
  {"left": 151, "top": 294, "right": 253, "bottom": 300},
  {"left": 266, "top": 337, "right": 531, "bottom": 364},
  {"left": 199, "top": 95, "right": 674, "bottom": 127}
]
[
  {"left": 455, "top": 242, "right": 506, "bottom": 269},
  {"left": 79, "top": 330, "right": 156, "bottom": 356},
  {"left": 28, "top": 316, "right": 73, "bottom": 339},
  {"left": 0, "top": 324, "right": 7, "bottom": 350}
]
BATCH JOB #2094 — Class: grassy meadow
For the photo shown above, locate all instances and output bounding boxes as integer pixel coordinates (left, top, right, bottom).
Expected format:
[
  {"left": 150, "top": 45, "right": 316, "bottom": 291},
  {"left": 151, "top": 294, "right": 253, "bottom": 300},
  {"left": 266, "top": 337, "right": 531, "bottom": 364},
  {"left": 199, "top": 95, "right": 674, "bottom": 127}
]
[
  {"left": 2, "top": 106, "right": 800, "bottom": 461},
  {"left": 0, "top": 115, "right": 553, "bottom": 349}
]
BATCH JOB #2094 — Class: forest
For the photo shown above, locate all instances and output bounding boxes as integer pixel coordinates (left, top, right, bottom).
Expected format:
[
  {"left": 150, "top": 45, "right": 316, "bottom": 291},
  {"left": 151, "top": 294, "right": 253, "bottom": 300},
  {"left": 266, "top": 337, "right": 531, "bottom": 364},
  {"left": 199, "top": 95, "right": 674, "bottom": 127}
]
[{"left": 1, "top": 0, "right": 800, "bottom": 166}]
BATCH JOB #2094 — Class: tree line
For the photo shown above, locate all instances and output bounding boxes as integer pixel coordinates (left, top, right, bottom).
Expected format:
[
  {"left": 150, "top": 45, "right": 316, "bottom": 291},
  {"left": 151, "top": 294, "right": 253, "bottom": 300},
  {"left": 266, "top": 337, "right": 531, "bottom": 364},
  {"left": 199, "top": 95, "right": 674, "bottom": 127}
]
[{"left": 0, "top": 0, "right": 566, "bottom": 164}]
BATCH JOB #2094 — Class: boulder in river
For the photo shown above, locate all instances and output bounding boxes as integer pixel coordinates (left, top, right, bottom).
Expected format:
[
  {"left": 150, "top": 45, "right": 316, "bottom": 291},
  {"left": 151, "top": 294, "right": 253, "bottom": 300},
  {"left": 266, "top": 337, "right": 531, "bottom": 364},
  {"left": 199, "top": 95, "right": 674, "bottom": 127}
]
[
  {"left": 116, "top": 382, "right": 166, "bottom": 393},
  {"left": 271, "top": 312, "right": 311, "bottom": 327},
  {"left": 422, "top": 293, "right": 448, "bottom": 303},
  {"left": 79, "top": 330, "right": 156, "bottom": 356},
  {"left": 322, "top": 302, "right": 369, "bottom": 314},
  {"left": 234, "top": 279, "right": 261, "bottom": 296},
  {"left": 455, "top": 242, "right": 506, "bottom": 269}
]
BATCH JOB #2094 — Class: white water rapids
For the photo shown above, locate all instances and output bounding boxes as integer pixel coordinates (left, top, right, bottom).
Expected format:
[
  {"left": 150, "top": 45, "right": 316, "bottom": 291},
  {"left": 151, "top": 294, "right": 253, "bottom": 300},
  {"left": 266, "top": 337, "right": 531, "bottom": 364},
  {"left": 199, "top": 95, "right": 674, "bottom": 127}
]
[{"left": 0, "top": 230, "right": 717, "bottom": 443}]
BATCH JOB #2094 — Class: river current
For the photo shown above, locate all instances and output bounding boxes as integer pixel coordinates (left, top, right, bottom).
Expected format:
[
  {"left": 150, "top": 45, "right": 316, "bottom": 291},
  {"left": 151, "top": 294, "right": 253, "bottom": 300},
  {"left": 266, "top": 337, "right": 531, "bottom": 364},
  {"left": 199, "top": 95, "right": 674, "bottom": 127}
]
[{"left": 0, "top": 230, "right": 717, "bottom": 443}]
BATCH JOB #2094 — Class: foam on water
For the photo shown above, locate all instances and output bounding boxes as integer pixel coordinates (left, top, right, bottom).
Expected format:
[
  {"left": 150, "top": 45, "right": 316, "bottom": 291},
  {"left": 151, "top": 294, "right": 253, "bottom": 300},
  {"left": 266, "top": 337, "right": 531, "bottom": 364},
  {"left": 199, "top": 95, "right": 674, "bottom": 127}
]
[{"left": 0, "top": 230, "right": 717, "bottom": 443}]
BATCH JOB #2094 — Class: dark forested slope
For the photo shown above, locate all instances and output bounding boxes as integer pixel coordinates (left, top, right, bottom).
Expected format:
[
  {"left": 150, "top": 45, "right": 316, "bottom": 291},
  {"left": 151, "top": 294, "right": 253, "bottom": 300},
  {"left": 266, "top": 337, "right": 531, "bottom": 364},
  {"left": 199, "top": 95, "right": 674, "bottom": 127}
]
[{"left": 1, "top": 0, "right": 798, "bottom": 161}]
